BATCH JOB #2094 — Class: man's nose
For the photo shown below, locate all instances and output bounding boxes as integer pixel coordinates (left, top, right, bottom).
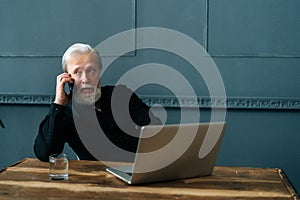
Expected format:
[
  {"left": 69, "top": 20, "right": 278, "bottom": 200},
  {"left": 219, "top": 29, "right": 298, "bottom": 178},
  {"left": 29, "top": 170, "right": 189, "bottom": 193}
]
[{"left": 81, "top": 72, "right": 90, "bottom": 83}]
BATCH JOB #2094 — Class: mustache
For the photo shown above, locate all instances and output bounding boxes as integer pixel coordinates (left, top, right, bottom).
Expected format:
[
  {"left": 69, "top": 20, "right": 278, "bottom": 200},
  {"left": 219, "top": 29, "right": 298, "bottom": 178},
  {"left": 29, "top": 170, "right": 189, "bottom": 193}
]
[
  {"left": 78, "top": 84, "right": 97, "bottom": 90},
  {"left": 73, "top": 84, "right": 102, "bottom": 105}
]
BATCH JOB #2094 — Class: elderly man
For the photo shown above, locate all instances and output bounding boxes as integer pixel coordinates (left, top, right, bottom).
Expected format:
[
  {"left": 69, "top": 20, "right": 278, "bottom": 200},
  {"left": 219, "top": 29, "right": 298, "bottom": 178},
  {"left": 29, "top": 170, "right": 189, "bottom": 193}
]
[{"left": 34, "top": 43, "right": 160, "bottom": 162}]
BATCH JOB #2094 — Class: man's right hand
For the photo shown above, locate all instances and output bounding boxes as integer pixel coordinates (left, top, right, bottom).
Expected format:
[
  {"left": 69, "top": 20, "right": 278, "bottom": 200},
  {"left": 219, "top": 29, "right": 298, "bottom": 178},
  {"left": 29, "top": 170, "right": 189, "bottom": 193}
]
[{"left": 54, "top": 73, "right": 74, "bottom": 106}]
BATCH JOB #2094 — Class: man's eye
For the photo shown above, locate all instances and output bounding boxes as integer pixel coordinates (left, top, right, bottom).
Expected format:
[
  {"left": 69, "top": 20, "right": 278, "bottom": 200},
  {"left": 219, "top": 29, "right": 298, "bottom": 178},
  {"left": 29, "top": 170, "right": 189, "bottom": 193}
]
[
  {"left": 87, "top": 69, "right": 97, "bottom": 75},
  {"left": 75, "top": 70, "right": 82, "bottom": 75}
]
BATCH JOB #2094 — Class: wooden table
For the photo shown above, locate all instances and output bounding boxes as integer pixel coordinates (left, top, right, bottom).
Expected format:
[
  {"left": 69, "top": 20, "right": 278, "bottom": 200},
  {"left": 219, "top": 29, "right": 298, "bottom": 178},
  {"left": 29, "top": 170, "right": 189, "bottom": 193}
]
[{"left": 0, "top": 158, "right": 298, "bottom": 200}]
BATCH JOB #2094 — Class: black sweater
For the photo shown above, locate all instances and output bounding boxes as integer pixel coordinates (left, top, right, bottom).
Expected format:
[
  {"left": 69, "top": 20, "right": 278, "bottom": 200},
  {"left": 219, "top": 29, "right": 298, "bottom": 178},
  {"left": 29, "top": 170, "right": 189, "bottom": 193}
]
[{"left": 34, "top": 85, "right": 159, "bottom": 162}]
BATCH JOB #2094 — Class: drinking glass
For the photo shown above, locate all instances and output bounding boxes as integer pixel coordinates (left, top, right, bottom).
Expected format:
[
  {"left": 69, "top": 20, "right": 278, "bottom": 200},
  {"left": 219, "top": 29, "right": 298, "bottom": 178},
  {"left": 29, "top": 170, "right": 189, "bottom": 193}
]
[{"left": 49, "top": 154, "right": 69, "bottom": 180}]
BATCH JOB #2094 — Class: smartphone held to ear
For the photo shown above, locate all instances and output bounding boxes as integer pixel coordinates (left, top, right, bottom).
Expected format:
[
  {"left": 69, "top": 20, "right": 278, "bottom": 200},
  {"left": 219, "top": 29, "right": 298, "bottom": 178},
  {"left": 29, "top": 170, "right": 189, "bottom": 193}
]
[{"left": 64, "top": 82, "right": 73, "bottom": 95}]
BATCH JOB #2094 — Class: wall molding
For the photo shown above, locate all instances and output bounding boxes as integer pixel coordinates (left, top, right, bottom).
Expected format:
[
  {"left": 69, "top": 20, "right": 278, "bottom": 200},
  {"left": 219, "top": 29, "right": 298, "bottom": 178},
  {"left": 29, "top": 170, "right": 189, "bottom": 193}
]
[
  {"left": 1, "top": 94, "right": 300, "bottom": 110},
  {"left": 0, "top": 94, "right": 54, "bottom": 105},
  {"left": 142, "top": 96, "right": 300, "bottom": 110}
]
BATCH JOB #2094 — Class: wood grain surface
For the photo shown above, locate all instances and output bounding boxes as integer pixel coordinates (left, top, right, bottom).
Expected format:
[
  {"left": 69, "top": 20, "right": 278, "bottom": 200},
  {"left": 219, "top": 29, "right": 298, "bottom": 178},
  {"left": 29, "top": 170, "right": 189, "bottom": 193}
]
[{"left": 0, "top": 158, "right": 298, "bottom": 200}]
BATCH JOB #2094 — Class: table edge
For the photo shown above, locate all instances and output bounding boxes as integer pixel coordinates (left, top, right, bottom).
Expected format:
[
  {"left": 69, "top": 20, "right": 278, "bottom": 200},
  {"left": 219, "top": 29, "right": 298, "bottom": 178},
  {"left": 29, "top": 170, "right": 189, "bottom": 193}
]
[
  {"left": 1, "top": 158, "right": 299, "bottom": 199},
  {"left": 277, "top": 168, "right": 299, "bottom": 200},
  {"left": 0, "top": 158, "right": 30, "bottom": 173}
]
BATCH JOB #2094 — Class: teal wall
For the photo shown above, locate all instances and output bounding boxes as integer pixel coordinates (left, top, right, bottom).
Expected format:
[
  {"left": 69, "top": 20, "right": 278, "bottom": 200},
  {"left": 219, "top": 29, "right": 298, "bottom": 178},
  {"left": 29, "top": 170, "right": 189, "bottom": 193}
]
[{"left": 0, "top": 0, "right": 299, "bottom": 194}]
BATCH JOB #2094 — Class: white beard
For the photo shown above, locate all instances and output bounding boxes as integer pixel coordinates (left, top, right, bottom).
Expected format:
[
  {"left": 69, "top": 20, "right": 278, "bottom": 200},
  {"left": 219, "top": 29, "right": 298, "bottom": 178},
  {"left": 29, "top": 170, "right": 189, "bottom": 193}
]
[{"left": 73, "top": 84, "right": 101, "bottom": 105}]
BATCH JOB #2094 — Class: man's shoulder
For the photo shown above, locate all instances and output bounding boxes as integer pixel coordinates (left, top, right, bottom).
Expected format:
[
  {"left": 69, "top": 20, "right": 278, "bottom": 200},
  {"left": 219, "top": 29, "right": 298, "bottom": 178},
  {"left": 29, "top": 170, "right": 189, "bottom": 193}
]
[
  {"left": 100, "top": 85, "right": 141, "bottom": 104},
  {"left": 99, "top": 85, "right": 137, "bottom": 107}
]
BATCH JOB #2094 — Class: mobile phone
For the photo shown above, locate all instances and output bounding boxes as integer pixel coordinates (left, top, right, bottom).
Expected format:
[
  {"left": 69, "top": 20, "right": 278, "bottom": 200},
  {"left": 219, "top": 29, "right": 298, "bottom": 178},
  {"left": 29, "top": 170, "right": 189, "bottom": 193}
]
[{"left": 64, "top": 82, "right": 73, "bottom": 95}]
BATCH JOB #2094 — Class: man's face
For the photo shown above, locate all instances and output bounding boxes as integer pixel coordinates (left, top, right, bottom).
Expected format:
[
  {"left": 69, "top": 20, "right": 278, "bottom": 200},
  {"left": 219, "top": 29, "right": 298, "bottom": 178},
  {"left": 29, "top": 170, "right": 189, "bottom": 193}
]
[{"left": 66, "top": 52, "right": 101, "bottom": 105}]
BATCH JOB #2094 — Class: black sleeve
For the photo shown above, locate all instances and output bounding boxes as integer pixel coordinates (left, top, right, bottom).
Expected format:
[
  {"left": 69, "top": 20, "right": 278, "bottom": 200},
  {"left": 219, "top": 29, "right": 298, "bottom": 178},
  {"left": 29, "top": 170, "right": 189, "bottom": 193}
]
[
  {"left": 128, "top": 88, "right": 162, "bottom": 126},
  {"left": 33, "top": 103, "right": 68, "bottom": 162}
]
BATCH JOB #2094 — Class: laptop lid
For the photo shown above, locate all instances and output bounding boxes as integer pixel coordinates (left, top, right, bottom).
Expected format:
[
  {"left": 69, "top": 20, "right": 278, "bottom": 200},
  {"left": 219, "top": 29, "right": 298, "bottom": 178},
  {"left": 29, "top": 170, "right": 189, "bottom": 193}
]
[{"left": 106, "top": 121, "right": 226, "bottom": 184}]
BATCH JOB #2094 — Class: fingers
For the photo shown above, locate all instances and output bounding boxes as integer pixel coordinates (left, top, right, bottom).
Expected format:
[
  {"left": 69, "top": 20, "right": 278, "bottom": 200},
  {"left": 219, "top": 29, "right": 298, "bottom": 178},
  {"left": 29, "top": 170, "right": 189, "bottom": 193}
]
[
  {"left": 54, "top": 73, "right": 74, "bottom": 106},
  {"left": 57, "top": 73, "right": 74, "bottom": 86}
]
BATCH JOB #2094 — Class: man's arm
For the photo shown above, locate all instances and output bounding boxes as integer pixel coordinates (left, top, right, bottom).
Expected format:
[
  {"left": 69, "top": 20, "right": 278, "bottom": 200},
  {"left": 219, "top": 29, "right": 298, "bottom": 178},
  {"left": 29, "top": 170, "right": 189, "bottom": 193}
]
[
  {"left": 33, "top": 103, "right": 67, "bottom": 162},
  {"left": 128, "top": 88, "right": 162, "bottom": 126}
]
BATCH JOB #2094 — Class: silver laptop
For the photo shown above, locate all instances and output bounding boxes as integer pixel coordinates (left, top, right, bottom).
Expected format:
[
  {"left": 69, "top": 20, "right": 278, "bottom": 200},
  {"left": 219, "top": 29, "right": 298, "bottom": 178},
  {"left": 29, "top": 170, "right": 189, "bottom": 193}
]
[{"left": 106, "top": 121, "right": 226, "bottom": 184}]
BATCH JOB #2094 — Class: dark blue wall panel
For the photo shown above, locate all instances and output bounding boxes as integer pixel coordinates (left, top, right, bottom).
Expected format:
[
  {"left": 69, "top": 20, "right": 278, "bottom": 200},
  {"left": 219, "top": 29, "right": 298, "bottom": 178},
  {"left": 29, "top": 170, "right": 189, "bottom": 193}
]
[
  {"left": 137, "top": 0, "right": 207, "bottom": 48},
  {"left": 208, "top": 0, "right": 300, "bottom": 56},
  {"left": 0, "top": 0, "right": 135, "bottom": 56},
  {"left": 215, "top": 57, "right": 300, "bottom": 97}
]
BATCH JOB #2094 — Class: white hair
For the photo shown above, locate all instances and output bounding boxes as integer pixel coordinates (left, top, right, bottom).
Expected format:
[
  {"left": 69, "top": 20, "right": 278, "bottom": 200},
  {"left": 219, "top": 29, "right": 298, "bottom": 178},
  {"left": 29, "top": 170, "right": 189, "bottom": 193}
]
[{"left": 61, "top": 43, "right": 101, "bottom": 72}]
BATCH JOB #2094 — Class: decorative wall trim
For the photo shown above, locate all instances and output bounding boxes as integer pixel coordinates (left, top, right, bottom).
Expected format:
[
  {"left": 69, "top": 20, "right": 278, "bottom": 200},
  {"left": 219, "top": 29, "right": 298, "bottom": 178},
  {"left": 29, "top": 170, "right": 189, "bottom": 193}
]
[
  {"left": 1, "top": 94, "right": 300, "bottom": 110},
  {"left": 142, "top": 96, "right": 300, "bottom": 110},
  {"left": 0, "top": 94, "right": 54, "bottom": 105}
]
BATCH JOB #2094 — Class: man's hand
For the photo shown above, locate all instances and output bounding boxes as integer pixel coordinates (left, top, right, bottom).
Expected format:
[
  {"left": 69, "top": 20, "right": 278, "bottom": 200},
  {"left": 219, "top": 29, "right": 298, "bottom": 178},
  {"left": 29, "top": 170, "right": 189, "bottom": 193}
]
[{"left": 54, "top": 73, "right": 74, "bottom": 106}]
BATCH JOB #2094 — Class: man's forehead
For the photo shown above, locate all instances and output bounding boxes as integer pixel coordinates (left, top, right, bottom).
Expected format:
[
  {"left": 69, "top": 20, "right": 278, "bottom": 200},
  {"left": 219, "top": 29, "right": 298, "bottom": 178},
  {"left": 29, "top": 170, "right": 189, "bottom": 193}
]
[{"left": 67, "top": 53, "right": 101, "bottom": 69}]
